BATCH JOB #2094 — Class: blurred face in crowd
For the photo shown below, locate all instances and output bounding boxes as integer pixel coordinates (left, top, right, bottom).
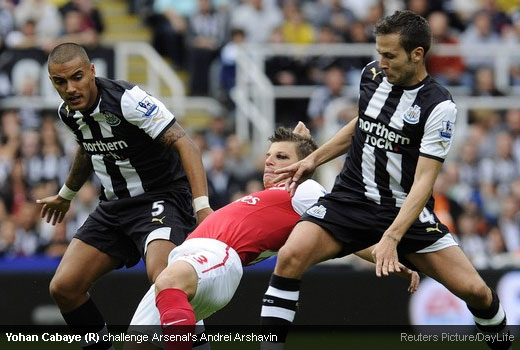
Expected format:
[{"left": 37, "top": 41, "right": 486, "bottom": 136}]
[
  {"left": 48, "top": 55, "right": 98, "bottom": 112},
  {"left": 376, "top": 33, "right": 423, "bottom": 86},
  {"left": 263, "top": 141, "right": 299, "bottom": 188}
]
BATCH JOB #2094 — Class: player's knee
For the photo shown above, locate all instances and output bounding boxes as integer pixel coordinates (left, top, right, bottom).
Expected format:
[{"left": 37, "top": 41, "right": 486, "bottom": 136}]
[
  {"left": 49, "top": 277, "right": 80, "bottom": 306},
  {"left": 154, "top": 268, "right": 184, "bottom": 293},
  {"left": 276, "top": 244, "right": 309, "bottom": 278},
  {"left": 460, "top": 281, "right": 490, "bottom": 308}
]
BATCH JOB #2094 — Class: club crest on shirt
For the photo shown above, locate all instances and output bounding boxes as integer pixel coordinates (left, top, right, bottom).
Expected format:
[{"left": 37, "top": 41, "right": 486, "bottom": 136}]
[
  {"left": 103, "top": 112, "right": 121, "bottom": 126},
  {"left": 306, "top": 205, "right": 327, "bottom": 219},
  {"left": 403, "top": 105, "right": 421, "bottom": 124},
  {"left": 440, "top": 120, "right": 453, "bottom": 140},
  {"left": 136, "top": 96, "right": 159, "bottom": 117}
]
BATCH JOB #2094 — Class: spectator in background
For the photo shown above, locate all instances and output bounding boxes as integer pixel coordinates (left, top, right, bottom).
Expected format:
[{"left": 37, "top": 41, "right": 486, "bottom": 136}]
[
  {"left": 479, "top": 132, "right": 519, "bottom": 220},
  {"left": 281, "top": 0, "right": 314, "bottom": 44},
  {"left": 265, "top": 26, "right": 308, "bottom": 126},
  {"left": 305, "top": 25, "right": 342, "bottom": 84},
  {"left": 471, "top": 66, "right": 504, "bottom": 96},
  {"left": 427, "top": 11, "right": 468, "bottom": 86},
  {"left": 150, "top": 0, "right": 197, "bottom": 68},
  {"left": 13, "top": 200, "right": 41, "bottom": 256},
  {"left": 43, "top": 9, "right": 99, "bottom": 52},
  {"left": 498, "top": 195, "right": 520, "bottom": 254},
  {"left": 187, "top": 0, "right": 228, "bottom": 96},
  {"left": 225, "top": 134, "right": 256, "bottom": 184},
  {"left": 220, "top": 28, "right": 245, "bottom": 105},
  {"left": 505, "top": 108, "right": 520, "bottom": 165},
  {"left": 204, "top": 114, "right": 229, "bottom": 149},
  {"left": 4, "top": 18, "right": 38, "bottom": 48},
  {"left": 0, "top": 110, "right": 20, "bottom": 189},
  {"left": 304, "top": 0, "right": 355, "bottom": 40},
  {"left": 457, "top": 212, "right": 489, "bottom": 269},
  {"left": 460, "top": 10, "right": 501, "bottom": 72},
  {"left": 0, "top": 216, "right": 16, "bottom": 258},
  {"left": 307, "top": 65, "right": 347, "bottom": 131},
  {"left": 59, "top": 0, "right": 104, "bottom": 35},
  {"left": 206, "top": 147, "right": 241, "bottom": 209},
  {"left": 231, "top": 0, "right": 282, "bottom": 43},
  {"left": 13, "top": 0, "right": 62, "bottom": 48}
]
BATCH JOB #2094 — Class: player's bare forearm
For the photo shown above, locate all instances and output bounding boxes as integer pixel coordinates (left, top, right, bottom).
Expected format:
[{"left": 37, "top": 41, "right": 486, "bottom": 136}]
[
  {"left": 159, "top": 121, "right": 186, "bottom": 148},
  {"left": 65, "top": 147, "right": 93, "bottom": 191},
  {"left": 161, "top": 122, "right": 209, "bottom": 199},
  {"left": 311, "top": 116, "right": 357, "bottom": 167},
  {"left": 384, "top": 156, "right": 443, "bottom": 241}
]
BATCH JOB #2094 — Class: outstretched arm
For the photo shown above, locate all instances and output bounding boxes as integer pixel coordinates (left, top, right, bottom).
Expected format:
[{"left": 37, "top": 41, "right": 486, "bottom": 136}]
[
  {"left": 36, "top": 146, "right": 92, "bottom": 225},
  {"left": 159, "top": 121, "right": 213, "bottom": 223}
]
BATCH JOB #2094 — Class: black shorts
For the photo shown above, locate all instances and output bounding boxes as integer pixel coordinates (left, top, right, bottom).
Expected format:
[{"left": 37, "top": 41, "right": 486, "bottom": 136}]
[
  {"left": 75, "top": 189, "right": 196, "bottom": 268},
  {"left": 300, "top": 193, "right": 450, "bottom": 261}
]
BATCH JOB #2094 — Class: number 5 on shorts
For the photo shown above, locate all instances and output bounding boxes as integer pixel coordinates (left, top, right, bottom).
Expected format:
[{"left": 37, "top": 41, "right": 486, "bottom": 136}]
[{"left": 152, "top": 200, "right": 165, "bottom": 217}]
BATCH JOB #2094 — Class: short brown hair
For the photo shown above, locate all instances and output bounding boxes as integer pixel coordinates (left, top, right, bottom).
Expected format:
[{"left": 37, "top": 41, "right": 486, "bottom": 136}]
[
  {"left": 268, "top": 127, "right": 318, "bottom": 160},
  {"left": 48, "top": 43, "right": 90, "bottom": 67},
  {"left": 374, "top": 10, "right": 431, "bottom": 55}
]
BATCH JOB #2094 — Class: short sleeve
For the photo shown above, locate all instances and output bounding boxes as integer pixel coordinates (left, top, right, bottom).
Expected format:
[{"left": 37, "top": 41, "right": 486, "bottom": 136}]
[
  {"left": 291, "top": 180, "right": 327, "bottom": 215},
  {"left": 419, "top": 100, "right": 457, "bottom": 162},
  {"left": 120, "top": 85, "right": 176, "bottom": 139}
]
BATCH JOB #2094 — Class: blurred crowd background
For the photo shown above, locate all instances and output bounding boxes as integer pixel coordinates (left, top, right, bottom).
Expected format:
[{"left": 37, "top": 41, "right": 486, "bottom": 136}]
[{"left": 1, "top": 0, "right": 520, "bottom": 270}]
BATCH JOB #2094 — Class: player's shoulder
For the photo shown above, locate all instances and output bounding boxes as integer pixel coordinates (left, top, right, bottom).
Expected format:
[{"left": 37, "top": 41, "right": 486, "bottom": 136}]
[
  {"left": 294, "top": 179, "right": 327, "bottom": 196},
  {"left": 97, "top": 77, "right": 136, "bottom": 95},
  {"left": 360, "top": 60, "right": 383, "bottom": 85},
  {"left": 420, "top": 76, "right": 454, "bottom": 106}
]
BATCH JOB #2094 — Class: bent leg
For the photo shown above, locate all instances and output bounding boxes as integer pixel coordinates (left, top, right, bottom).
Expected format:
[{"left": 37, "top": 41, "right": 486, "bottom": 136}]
[
  {"left": 406, "top": 246, "right": 491, "bottom": 309},
  {"left": 407, "top": 247, "right": 510, "bottom": 350},
  {"left": 49, "top": 238, "right": 121, "bottom": 350},
  {"left": 261, "top": 221, "right": 343, "bottom": 350},
  {"left": 49, "top": 238, "right": 121, "bottom": 312},
  {"left": 275, "top": 221, "right": 343, "bottom": 279},
  {"left": 154, "top": 261, "right": 199, "bottom": 350}
]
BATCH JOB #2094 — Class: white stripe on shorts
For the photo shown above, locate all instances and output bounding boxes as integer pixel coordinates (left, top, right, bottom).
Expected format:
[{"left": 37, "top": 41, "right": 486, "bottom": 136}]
[
  {"left": 415, "top": 233, "right": 458, "bottom": 253},
  {"left": 144, "top": 227, "right": 171, "bottom": 255}
]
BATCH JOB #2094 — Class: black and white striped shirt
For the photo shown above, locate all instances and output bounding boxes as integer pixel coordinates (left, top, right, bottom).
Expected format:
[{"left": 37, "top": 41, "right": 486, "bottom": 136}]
[
  {"left": 58, "top": 77, "right": 189, "bottom": 201},
  {"left": 333, "top": 61, "right": 457, "bottom": 211}
]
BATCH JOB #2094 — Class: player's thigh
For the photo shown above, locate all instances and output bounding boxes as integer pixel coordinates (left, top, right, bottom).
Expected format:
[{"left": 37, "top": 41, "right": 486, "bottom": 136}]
[
  {"left": 51, "top": 238, "right": 121, "bottom": 294},
  {"left": 145, "top": 239, "right": 176, "bottom": 283},
  {"left": 275, "top": 220, "right": 343, "bottom": 278},
  {"left": 406, "top": 246, "right": 490, "bottom": 301}
]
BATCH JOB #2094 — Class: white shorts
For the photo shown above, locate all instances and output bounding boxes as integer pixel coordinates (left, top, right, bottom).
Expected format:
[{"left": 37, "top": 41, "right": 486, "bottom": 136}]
[{"left": 130, "top": 238, "right": 243, "bottom": 327}]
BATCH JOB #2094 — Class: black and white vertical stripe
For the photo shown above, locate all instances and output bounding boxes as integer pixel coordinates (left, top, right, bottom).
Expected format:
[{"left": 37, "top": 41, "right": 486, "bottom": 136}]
[
  {"left": 57, "top": 78, "right": 188, "bottom": 201},
  {"left": 336, "top": 61, "right": 455, "bottom": 210}
]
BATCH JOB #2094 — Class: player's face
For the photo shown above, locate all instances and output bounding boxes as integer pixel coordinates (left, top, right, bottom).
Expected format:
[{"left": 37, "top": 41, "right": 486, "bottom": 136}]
[
  {"left": 263, "top": 141, "right": 300, "bottom": 188},
  {"left": 376, "top": 33, "right": 419, "bottom": 86},
  {"left": 49, "top": 56, "right": 97, "bottom": 112}
]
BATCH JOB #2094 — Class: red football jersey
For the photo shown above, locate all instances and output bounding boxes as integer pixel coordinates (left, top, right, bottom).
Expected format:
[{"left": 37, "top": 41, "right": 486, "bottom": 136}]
[{"left": 187, "top": 180, "right": 326, "bottom": 265}]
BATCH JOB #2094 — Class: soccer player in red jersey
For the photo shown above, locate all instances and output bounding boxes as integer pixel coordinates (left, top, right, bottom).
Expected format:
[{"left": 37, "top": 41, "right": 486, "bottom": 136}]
[{"left": 128, "top": 123, "right": 419, "bottom": 350}]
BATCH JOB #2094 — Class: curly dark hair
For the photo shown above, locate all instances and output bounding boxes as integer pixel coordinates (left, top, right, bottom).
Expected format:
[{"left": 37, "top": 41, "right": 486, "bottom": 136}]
[
  {"left": 374, "top": 10, "right": 431, "bottom": 56},
  {"left": 268, "top": 127, "right": 318, "bottom": 160}
]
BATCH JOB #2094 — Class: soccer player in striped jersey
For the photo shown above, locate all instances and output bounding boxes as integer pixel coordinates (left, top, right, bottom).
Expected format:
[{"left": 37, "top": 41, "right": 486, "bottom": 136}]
[
  {"left": 127, "top": 124, "right": 419, "bottom": 350},
  {"left": 260, "top": 11, "right": 511, "bottom": 350},
  {"left": 38, "top": 43, "right": 213, "bottom": 350}
]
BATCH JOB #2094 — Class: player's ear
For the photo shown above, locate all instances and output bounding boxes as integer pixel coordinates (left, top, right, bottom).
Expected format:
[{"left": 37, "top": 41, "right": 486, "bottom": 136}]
[
  {"left": 90, "top": 63, "right": 96, "bottom": 77},
  {"left": 411, "top": 47, "right": 424, "bottom": 63}
]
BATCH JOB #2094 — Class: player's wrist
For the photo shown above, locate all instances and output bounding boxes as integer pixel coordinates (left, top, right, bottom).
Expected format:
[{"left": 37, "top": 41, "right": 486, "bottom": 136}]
[
  {"left": 193, "top": 195, "right": 210, "bottom": 212},
  {"left": 58, "top": 184, "right": 77, "bottom": 201},
  {"left": 383, "top": 233, "right": 400, "bottom": 243}
]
